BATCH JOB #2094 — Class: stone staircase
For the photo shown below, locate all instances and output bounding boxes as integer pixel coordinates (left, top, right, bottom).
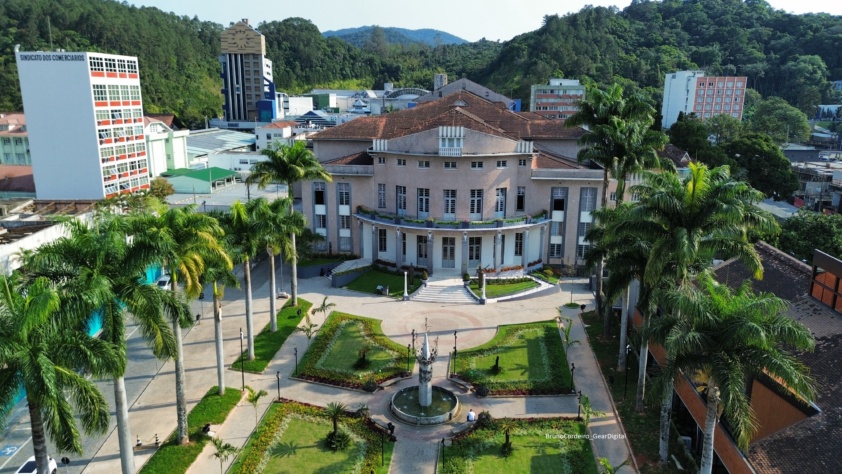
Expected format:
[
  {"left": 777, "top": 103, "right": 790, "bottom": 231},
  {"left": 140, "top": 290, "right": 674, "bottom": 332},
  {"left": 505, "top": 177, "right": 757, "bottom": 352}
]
[
  {"left": 326, "top": 258, "right": 371, "bottom": 280},
  {"left": 411, "top": 278, "right": 476, "bottom": 304}
]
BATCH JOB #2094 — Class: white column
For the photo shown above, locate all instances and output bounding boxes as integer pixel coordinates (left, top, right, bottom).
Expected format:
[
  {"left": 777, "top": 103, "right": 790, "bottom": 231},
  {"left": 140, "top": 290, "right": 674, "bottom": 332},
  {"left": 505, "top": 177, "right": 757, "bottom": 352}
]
[{"left": 403, "top": 271, "right": 409, "bottom": 301}]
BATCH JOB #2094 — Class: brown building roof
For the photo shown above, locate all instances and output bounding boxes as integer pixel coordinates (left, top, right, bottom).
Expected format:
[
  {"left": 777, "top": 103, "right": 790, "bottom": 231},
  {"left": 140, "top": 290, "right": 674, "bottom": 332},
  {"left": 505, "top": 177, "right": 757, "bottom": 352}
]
[
  {"left": 659, "top": 144, "right": 691, "bottom": 168},
  {"left": 0, "top": 112, "right": 27, "bottom": 137},
  {"left": 263, "top": 121, "right": 298, "bottom": 129},
  {"left": 146, "top": 114, "right": 176, "bottom": 128},
  {"left": 713, "top": 242, "right": 842, "bottom": 474},
  {"left": 324, "top": 151, "right": 374, "bottom": 166},
  {"left": 0, "top": 165, "right": 35, "bottom": 192},
  {"left": 312, "top": 90, "right": 586, "bottom": 142}
]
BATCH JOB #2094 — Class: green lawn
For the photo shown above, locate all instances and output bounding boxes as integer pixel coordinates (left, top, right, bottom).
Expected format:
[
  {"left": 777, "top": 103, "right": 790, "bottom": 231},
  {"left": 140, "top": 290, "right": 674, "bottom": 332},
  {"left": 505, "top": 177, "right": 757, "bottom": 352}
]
[
  {"left": 469, "top": 279, "right": 539, "bottom": 298},
  {"left": 296, "top": 312, "right": 412, "bottom": 388},
  {"left": 581, "top": 310, "right": 697, "bottom": 473},
  {"left": 318, "top": 322, "right": 396, "bottom": 374},
  {"left": 530, "top": 271, "right": 560, "bottom": 284},
  {"left": 139, "top": 387, "right": 242, "bottom": 474},
  {"left": 344, "top": 268, "right": 421, "bottom": 297},
  {"left": 454, "top": 321, "right": 571, "bottom": 395},
  {"left": 441, "top": 418, "right": 597, "bottom": 474},
  {"left": 235, "top": 298, "right": 312, "bottom": 373},
  {"left": 230, "top": 400, "right": 394, "bottom": 474}
]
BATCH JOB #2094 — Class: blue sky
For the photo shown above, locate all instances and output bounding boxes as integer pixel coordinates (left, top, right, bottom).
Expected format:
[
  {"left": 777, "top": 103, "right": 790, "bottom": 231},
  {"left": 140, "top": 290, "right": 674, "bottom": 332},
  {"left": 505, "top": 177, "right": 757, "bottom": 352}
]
[{"left": 131, "top": 0, "right": 841, "bottom": 42}]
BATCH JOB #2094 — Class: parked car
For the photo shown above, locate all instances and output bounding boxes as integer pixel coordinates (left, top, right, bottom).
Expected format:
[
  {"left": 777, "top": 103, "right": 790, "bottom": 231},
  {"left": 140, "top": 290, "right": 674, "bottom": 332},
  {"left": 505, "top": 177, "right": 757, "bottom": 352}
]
[
  {"left": 156, "top": 274, "right": 172, "bottom": 289},
  {"left": 16, "top": 456, "right": 57, "bottom": 474}
]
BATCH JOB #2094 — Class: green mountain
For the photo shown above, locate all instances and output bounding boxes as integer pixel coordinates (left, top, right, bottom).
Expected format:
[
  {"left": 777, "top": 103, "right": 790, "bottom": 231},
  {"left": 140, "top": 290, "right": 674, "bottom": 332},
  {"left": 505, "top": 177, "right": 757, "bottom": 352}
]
[
  {"left": 0, "top": 0, "right": 839, "bottom": 128},
  {"left": 323, "top": 26, "right": 468, "bottom": 47}
]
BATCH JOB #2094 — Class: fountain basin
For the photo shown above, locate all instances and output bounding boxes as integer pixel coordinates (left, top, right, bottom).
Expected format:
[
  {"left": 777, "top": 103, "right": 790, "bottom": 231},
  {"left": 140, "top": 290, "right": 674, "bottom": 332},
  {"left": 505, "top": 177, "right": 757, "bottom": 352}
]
[{"left": 390, "top": 385, "right": 460, "bottom": 425}]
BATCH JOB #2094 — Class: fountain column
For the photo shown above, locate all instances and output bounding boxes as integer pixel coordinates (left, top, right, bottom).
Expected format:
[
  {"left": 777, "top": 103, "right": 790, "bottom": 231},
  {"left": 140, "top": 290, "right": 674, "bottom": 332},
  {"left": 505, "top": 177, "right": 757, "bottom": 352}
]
[{"left": 417, "top": 333, "right": 437, "bottom": 407}]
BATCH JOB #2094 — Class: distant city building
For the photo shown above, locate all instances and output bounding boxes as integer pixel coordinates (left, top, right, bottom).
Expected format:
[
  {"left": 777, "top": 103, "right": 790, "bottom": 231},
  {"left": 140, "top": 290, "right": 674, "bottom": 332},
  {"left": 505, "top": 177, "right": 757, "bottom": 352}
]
[
  {"left": 529, "top": 78, "right": 585, "bottom": 119},
  {"left": 220, "top": 19, "right": 277, "bottom": 123},
  {"left": 0, "top": 113, "right": 29, "bottom": 165},
  {"left": 661, "top": 71, "right": 747, "bottom": 129},
  {"left": 15, "top": 48, "right": 151, "bottom": 200},
  {"left": 831, "top": 80, "right": 842, "bottom": 92},
  {"left": 144, "top": 116, "right": 190, "bottom": 177}
]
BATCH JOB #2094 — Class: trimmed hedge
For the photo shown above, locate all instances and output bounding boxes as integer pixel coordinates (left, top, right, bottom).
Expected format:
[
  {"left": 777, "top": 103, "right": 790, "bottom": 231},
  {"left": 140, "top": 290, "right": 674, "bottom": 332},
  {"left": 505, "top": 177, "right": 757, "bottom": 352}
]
[
  {"left": 229, "top": 398, "right": 394, "bottom": 474},
  {"left": 295, "top": 312, "right": 411, "bottom": 389},
  {"left": 234, "top": 298, "right": 313, "bottom": 373},
  {"left": 139, "top": 387, "right": 242, "bottom": 474}
]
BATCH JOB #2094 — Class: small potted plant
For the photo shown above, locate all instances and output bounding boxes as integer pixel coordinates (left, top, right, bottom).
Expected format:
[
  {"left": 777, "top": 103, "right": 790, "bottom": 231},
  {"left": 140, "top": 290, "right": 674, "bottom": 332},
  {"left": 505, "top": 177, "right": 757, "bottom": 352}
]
[
  {"left": 421, "top": 270, "right": 429, "bottom": 286},
  {"left": 426, "top": 217, "right": 435, "bottom": 228},
  {"left": 462, "top": 272, "right": 471, "bottom": 287},
  {"left": 461, "top": 218, "right": 470, "bottom": 229}
]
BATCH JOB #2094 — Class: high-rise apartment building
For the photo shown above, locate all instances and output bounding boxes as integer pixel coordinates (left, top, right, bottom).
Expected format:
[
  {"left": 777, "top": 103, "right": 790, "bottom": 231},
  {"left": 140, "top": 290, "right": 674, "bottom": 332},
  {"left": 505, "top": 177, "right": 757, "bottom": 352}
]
[
  {"left": 220, "top": 19, "right": 277, "bottom": 123},
  {"left": 15, "top": 48, "right": 150, "bottom": 200},
  {"left": 529, "top": 78, "right": 585, "bottom": 119},
  {"left": 661, "top": 70, "right": 747, "bottom": 129},
  {"left": 0, "top": 113, "right": 30, "bottom": 165}
]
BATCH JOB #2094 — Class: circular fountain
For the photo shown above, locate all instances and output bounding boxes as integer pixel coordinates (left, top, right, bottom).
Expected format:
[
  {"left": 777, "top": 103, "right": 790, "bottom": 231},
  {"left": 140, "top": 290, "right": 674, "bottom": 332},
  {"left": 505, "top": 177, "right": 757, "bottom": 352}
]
[
  {"left": 391, "top": 386, "right": 459, "bottom": 425},
  {"left": 390, "top": 332, "right": 460, "bottom": 425}
]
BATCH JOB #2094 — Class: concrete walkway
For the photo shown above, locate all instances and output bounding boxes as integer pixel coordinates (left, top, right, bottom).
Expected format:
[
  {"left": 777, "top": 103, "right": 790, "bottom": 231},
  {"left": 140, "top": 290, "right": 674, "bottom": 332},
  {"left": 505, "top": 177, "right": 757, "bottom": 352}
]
[{"left": 3, "top": 256, "right": 634, "bottom": 473}]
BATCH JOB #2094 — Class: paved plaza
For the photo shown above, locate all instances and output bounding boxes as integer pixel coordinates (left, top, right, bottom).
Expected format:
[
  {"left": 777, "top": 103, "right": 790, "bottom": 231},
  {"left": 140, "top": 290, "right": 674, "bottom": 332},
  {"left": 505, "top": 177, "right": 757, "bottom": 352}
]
[{"left": 0, "top": 257, "right": 636, "bottom": 473}]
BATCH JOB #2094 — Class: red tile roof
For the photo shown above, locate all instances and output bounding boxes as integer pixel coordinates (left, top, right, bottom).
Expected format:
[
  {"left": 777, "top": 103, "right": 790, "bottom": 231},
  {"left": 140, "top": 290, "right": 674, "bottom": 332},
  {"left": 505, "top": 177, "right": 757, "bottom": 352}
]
[
  {"left": 0, "top": 165, "right": 35, "bottom": 192},
  {"left": 324, "top": 151, "right": 374, "bottom": 165},
  {"left": 262, "top": 121, "right": 298, "bottom": 129},
  {"left": 0, "top": 113, "right": 27, "bottom": 137}
]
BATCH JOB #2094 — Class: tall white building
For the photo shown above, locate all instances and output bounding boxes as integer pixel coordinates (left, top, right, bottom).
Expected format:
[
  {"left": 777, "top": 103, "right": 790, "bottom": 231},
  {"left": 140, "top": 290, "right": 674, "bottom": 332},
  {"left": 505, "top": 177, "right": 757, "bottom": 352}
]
[
  {"left": 15, "top": 48, "right": 150, "bottom": 200},
  {"left": 661, "top": 71, "right": 747, "bottom": 129},
  {"left": 220, "top": 19, "right": 277, "bottom": 123}
]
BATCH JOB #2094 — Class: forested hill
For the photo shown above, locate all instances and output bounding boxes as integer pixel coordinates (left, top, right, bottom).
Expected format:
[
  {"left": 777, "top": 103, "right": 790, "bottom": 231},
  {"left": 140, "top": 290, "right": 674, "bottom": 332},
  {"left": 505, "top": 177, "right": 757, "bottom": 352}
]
[
  {"left": 0, "top": 0, "right": 839, "bottom": 129},
  {"left": 323, "top": 26, "right": 468, "bottom": 47},
  {"left": 476, "top": 0, "right": 842, "bottom": 114}
]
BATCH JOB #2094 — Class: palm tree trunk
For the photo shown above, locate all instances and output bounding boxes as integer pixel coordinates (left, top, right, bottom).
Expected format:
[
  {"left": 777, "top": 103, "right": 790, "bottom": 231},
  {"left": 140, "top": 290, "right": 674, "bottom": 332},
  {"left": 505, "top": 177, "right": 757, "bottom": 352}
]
[
  {"left": 268, "top": 248, "right": 277, "bottom": 332},
  {"left": 658, "top": 385, "right": 673, "bottom": 464},
  {"left": 244, "top": 257, "right": 255, "bottom": 360},
  {"left": 700, "top": 385, "right": 720, "bottom": 474},
  {"left": 214, "top": 287, "right": 225, "bottom": 396},
  {"left": 618, "top": 285, "right": 631, "bottom": 371},
  {"left": 173, "top": 319, "right": 189, "bottom": 444},
  {"left": 635, "top": 339, "right": 648, "bottom": 412},
  {"left": 291, "top": 232, "right": 298, "bottom": 306},
  {"left": 597, "top": 169, "right": 610, "bottom": 338},
  {"left": 114, "top": 376, "right": 135, "bottom": 474},
  {"left": 27, "top": 399, "right": 50, "bottom": 474}
]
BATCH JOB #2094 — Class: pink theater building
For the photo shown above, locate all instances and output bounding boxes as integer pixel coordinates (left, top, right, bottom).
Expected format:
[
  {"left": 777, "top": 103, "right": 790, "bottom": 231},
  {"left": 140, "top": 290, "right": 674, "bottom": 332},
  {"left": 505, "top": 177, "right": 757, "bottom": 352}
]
[{"left": 661, "top": 71, "right": 747, "bottom": 129}]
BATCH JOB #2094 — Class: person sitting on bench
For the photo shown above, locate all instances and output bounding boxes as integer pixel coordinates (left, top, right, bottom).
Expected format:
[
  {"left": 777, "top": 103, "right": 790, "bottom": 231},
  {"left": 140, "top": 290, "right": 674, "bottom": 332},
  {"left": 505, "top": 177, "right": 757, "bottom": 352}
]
[{"left": 467, "top": 408, "right": 476, "bottom": 422}]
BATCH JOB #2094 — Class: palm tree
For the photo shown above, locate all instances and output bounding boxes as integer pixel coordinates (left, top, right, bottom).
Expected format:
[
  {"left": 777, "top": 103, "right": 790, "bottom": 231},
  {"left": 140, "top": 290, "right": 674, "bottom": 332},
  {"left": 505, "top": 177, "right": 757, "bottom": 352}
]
[
  {"left": 325, "top": 402, "right": 347, "bottom": 436},
  {"left": 245, "top": 385, "right": 269, "bottom": 427},
  {"left": 0, "top": 273, "right": 120, "bottom": 474},
  {"left": 313, "top": 296, "right": 336, "bottom": 319},
  {"left": 215, "top": 199, "right": 263, "bottom": 359},
  {"left": 618, "top": 163, "right": 778, "bottom": 463},
  {"left": 202, "top": 250, "right": 240, "bottom": 396},
  {"left": 566, "top": 81, "right": 665, "bottom": 335},
  {"left": 210, "top": 437, "right": 239, "bottom": 474},
  {"left": 247, "top": 140, "right": 332, "bottom": 306},
  {"left": 22, "top": 213, "right": 178, "bottom": 474},
  {"left": 253, "top": 197, "right": 305, "bottom": 332},
  {"left": 297, "top": 313, "right": 319, "bottom": 348},
  {"left": 650, "top": 272, "right": 815, "bottom": 474},
  {"left": 131, "top": 204, "right": 230, "bottom": 445}
]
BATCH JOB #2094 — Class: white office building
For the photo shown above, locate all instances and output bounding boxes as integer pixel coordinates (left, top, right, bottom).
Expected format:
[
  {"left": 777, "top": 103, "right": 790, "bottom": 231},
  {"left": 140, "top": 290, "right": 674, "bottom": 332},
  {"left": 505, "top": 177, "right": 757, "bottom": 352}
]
[{"left": 15, "top": 48, "right": 150, "bottom": 200}]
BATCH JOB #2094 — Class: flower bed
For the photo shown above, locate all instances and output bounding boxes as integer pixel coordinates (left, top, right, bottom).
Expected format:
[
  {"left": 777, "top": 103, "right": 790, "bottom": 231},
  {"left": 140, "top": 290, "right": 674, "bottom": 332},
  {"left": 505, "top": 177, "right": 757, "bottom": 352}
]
[
  {"left": 295, "top": 312, "right": 412, "bottom": 390},
  {"left": 453, "top": 321, "right": 573, "bottom": 395},
  {"left": 440, "top": 417, "right": 597, "bottom": 474},
  {"left": 468, "top": 277, "right": 539, "bottom": 299},
  {"left": 230, "top": 399, "right": 394, "bottom": 474}
]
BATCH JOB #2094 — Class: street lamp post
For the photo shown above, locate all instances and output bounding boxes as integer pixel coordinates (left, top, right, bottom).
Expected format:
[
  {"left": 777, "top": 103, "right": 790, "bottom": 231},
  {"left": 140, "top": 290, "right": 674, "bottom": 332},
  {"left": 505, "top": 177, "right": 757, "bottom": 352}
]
[
  {"left": 276, "top": 371, "right": 280, "bottom": 401},
  {"left": 623, "top": 344, "right": 631, "bottom": 400},
  {"left": 406, "top": 344, "right": 411, "bottom": 373},
  {"left": 452, "top": 331, "right": 457, "bottom": 378},
  {"left": 411, "top": 329, "right": 416, "bottom": 353},
  {"left": 403, "top": 271, "right": 409, "bottom": 300},
  {"left": 293, "top": 347, "right": 298, "bottom": 376},
  {"left": 577, "top": 390, "right": 582, "bottom": 420},
  {"left": 239, "top": 329, "right": 245, "bottom": 391},
  {"left": 441, "top": 437, "right": 446, "bottom": 466}
]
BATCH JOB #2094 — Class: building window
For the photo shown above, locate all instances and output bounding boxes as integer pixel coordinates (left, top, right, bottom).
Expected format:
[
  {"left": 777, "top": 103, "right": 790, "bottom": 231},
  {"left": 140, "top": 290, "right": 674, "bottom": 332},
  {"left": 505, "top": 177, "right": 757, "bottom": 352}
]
[
  {"left": 470, "top": 189, "right": 483, "bottom": 217},
  {"left": 518, "top": 159, "right": 528, "bottom": 167},
  {"left": 315, "top": 214, "right": 327, "bottom": 228},
  {"left": 93, "top": 84, "right": 108, "bottom": 101},
  {"left": 551, "top": 221, "right": 563, "bottom": 236},
  {"left": 514, "top": 233, "right": 523, "bottom": 257},
  {"left": 444, "top": 161, "right": 457, "bottom": 169},
  {"left": 516, "top": 186, "right": 525, "bottom": 212},
  {"left": 496, "top": 160, "right": 508, "bottom": 168},
  {"left": 471, "top": 161, "right": 483, "bottom": 169},
  {"left": 495, "top": 188, "right": 506, "bottom": 216},
  {"left": 378, "top": 228, "right": 387, "bottom": 252},
  {"left": 89, "top": 56, "right": 104, "bottom": 72},
  {"left": 418, "top": 160, "right": 430, "bottom": 168},
  {"left": 339, "top": 237, "right": 352, "bottom": 252},
  {"left": 105, "top": 57, "right": 117, "bottom": 73},
  {"left": 609, "top": 191, "right": 617, "bottom": 201},
  {"left": 1, "top": 138, "right": 9, "bottom": 145},
  {"left": 444, "top": 189, "right": 456, "bottom": 215},
  {"left": 13, "top": 138, "right": 22, "bottom": 145},
  {"left": 378, "top": 184, "right": 386, "bottom": 208},
  {"left": 396, "top": 186, "right": 406, "bottom": 215},
  {"left": 468, "top": 237, "right": 482, "bottom": 261},
  {"left": 340, "top": 215, "right": 351, "bottom": 229},
  {"left": 337, "top": 182, "right": 350, "bottom": 206},
  {"left": 418, "top": 188, "right": 430, "bottom": 214},
  {"left": 552, "top": 187, "right": 567, "bottom": 212},
  {"left": 314, "top": 182, "right": 326, "bottom": 205},
  {"left": 397, "top": 158, "right": 406, "bottom": 166},
  {"left": 549, "top": 244, "right": 563, "bottom": 258},
  {"left": 377, "top": 156, "right": 386, "bottom": 165}
]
